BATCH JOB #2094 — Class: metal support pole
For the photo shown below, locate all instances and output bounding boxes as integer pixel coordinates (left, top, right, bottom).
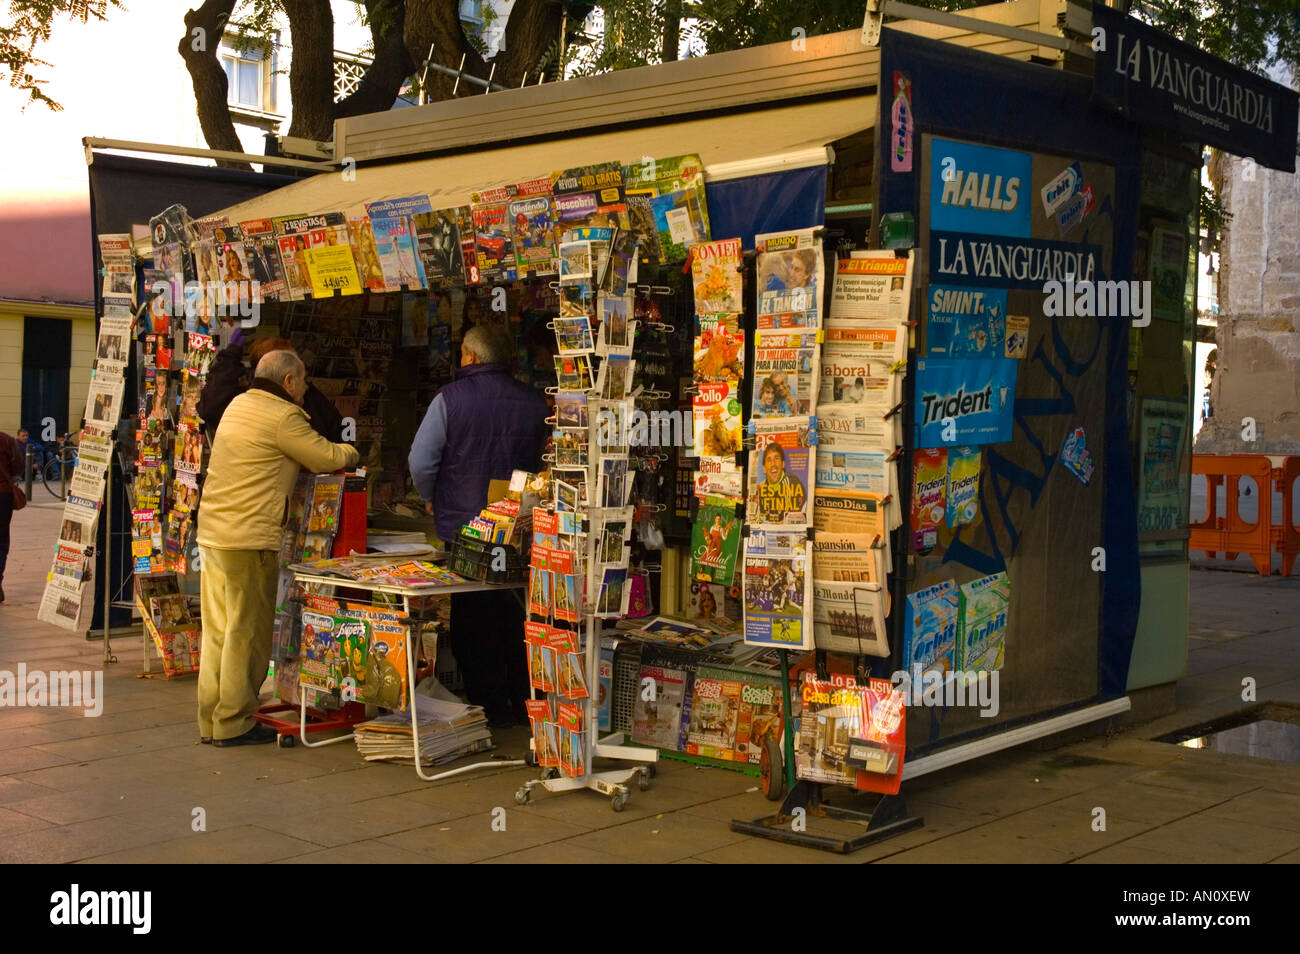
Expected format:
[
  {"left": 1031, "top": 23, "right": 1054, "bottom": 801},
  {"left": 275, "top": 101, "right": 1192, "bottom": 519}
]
[
  {"left": 23, "top": 445, "right": 32, "bottom": 499},
  {"left": 102, "top": 450, "right": 112, "bottom": 660}
]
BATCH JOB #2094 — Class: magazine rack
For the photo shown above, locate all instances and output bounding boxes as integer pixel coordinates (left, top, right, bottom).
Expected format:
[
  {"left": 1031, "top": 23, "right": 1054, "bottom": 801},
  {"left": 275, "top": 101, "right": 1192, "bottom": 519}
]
[
  {"left": 729, "top": 650, "right": 923, "bottom": 853},
  {"left": 273, "top": 566, "right": 529, "bottom": 781}
]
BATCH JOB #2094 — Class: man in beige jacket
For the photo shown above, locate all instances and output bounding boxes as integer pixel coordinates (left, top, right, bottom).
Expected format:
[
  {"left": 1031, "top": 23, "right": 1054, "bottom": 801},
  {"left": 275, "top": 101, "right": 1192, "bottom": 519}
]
[{"left": 197, "top": 350, "right": 359, "bottom": 746}]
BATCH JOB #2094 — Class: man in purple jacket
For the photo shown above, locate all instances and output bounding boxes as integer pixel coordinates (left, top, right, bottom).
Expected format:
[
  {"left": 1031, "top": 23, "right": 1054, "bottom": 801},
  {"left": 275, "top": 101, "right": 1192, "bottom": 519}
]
[{"left": 409, "top": 324, "right": 548, "bottom": 726}]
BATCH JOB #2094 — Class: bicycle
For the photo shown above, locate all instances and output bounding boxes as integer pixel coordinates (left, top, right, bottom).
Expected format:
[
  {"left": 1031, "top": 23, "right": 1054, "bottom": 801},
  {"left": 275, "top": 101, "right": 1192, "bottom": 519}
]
[{"left": 40, "top": 434, "right": 79, "bottom": 500}]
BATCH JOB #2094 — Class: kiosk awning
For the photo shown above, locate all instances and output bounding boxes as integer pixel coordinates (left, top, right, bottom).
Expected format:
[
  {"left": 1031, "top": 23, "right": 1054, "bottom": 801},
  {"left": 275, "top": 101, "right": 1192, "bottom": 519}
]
[{"left": 207, "top": 94, "right": 877, "bottom": 230}]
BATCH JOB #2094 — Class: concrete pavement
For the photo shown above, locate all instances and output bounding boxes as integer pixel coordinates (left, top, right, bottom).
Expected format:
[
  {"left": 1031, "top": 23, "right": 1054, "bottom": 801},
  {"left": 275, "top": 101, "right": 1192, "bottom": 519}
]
[{"left": 1, "top": 501, "right": 1298, "bottom": 863}]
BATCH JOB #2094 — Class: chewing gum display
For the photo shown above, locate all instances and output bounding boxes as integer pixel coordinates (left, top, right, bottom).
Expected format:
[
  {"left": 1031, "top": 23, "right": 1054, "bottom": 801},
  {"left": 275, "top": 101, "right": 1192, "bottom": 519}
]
[
  {"left": 902, "top": 580, "right": 958, "bottom": 678},
  {"left": 958, "top": 571, "right": 1010, "bottom": 672},
  {"left": 911, "top": 449, "right": 948, "bottom": 553},
  {"left": 946, "top": 446, "right": 981, "bottom": 529},
  {"left": 1060, "top": 426, "right": 1094, "bottom": 485}
]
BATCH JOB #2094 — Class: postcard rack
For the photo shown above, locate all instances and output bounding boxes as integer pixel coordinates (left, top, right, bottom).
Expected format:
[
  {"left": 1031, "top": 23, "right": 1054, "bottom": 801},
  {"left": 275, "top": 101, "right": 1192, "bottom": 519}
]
[
  {"left": 514, "top": 469, "right": 658, "bottom": 813},
  {"left": 274, "top": 567, "right": 529, "bottom": 782}
]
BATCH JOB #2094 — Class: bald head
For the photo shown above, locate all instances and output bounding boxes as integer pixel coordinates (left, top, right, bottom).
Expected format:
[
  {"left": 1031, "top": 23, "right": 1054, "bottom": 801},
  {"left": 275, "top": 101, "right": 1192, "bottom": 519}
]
[{"left": 255, "top": 350, "right": 307, "bottom": 404}]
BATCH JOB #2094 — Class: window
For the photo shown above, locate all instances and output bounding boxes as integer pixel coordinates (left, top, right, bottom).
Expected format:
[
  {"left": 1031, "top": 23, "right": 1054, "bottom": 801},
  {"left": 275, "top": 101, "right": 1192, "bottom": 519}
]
[
  {"left": 222, "top": 46, "right": 263, "bottom": 109},
  {"left": 219, "top": 33, "right": 279, "bottom": 115}
]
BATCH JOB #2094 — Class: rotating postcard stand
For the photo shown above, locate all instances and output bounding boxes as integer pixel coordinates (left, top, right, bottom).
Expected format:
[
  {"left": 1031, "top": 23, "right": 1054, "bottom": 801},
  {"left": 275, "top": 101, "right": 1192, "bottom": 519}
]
[{"left": 515, "top": 416, "right": 658, "bottom": 813}]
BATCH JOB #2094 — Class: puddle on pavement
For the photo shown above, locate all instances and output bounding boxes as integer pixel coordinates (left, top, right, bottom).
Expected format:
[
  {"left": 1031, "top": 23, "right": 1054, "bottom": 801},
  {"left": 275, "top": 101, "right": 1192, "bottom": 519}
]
[{"left": 1155, "top": 704, "right": 1300, "bottom": 765}]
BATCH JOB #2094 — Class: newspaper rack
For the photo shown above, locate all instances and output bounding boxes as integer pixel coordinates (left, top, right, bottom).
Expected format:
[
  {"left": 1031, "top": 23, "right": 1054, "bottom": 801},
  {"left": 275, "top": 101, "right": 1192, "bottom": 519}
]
[{"left": 271, "top": 566, "right": 529, "bottom": 782}]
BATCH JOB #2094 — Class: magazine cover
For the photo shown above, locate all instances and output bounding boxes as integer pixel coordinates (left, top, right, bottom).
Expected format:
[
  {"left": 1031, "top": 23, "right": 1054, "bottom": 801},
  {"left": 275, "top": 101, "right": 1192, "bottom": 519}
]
[
  {"left": 333, "top": 603, "right": 410, "bottom": 711},
  {"left": 828, "top": 251, "right": 913, "bottom": 324},
  {"left": 411, "top": 207, "right": 466, "bottom": 284},
  {"left": 508, "top": 178, "right": 558, "bottom": 275},
  {"left": 365, "top": 196, "right": 432, "bottom": 289},
  {"left": 742, "top": 528, "right": 813, "bottom": 649},
  {"left": 299, "top": 610, "right": 340, "bottom": 691},
  {"left": 684, "top": 676, "right": 743, "bottom": 761},
  {"left": 756, "top": 227, "right": 822, "bottom": 328},
  {"left": 692, "top": 314, "right": 744, "bottom": 384},
  {"left": 747, "top": 417, "right": 815, "bottom": 527},
  {"left": 346, "top": 216, "right": 390, "bottom": 292},
  {"left": 306, "top": 474, "right": 344, "bottom": 533},
  {"left": 97, "top": 233, "right": 135, "bottom": 308},
  {"left": 623, "top": 192, "right": 663, "bottom": 261},
  {"left": 690, "top": 494, "right": 740, "bottom": 586},
  {"left": 691, "top": 382, "right": 742, "bottom": 459},
  {"left": 240, "top": 218, "right": 288, "bottom": 300},
  {"left": 470, "top": 186, "right": 517, "bottom": 283},
  {"left": 623, "top": 154, "right": 709, "bottom": 262},
  {"left": 550, "top": 162, "right": 628, "bottom": 233},
  {"left": 793, "top": 670, "right": 906, "bottom": 793},
  {"left": 693, "top": 457, "right": 744, "bottom": 502},
  {"left": 690, "top": 238, "right": 743, "bottom": 314},
  {"left": 734, "top": 677, "right": 784, "bottom": 764},
  {"left": 271, "top": 214, "right": 331, "bottom": 300},
  {"left": 631, "top": 663, "right": 689, "bottom": 750},
  {"left": 752, "top": 330, "right": 819, "bottom": 417}
]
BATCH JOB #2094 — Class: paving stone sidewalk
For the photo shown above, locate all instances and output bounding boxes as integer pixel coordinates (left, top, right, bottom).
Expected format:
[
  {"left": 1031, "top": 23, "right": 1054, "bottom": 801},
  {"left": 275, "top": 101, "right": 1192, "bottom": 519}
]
[{"left": 2, "top": 502, "right": 1298, "bottom": 863}]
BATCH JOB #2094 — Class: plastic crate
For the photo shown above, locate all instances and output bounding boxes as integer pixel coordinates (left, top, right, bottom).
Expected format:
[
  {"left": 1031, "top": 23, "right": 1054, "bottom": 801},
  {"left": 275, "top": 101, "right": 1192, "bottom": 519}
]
[{"left": 449, "top": 531, "right": 527, "bottom": 584}]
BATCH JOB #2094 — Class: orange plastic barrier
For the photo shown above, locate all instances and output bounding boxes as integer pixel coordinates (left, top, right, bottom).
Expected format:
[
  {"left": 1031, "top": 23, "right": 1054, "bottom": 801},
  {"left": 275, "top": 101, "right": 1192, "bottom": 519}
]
[
  {"left": 1189, "top": 454, "right": 1274, "bottom": 576},
  {"left": 1274, "top": 456, "right": 1300, "bottom": 578}
]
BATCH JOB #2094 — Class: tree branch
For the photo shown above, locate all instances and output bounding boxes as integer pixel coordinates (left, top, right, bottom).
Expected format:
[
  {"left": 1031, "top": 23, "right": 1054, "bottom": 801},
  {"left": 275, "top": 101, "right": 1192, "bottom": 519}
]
[
  {"left": 282, "top": 0, "right": 335, "bottom": 141},
  {"left": 334, "top": 0, "right": 415, "bottom": 118},
  {"left": 178, "top": 0, "right": 250, "bottom": 169}
]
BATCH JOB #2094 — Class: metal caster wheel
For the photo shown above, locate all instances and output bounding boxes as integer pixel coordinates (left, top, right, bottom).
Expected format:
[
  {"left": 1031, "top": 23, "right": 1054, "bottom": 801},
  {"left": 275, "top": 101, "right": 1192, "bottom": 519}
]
[
  {"left": 277, "top": 734, "right": 296, "bottom": 748},
  {"left": 515, "top": 787, "right": 531, "bottom": 806},
  {"left": 760, "top": 737, "right": 785, "bottom": 802},
  {"left": 611, "top": 792, "right": 629, "bottom": 812},
  {"left": 638, "top": 768, "right": 651, "bottom": 792}
]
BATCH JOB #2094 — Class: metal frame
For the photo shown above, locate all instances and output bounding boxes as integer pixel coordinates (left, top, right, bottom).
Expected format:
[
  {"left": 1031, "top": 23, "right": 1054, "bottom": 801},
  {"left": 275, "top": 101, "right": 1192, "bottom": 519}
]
[{"left": 276, "top": 569, "right": 529, "bottom": 781}]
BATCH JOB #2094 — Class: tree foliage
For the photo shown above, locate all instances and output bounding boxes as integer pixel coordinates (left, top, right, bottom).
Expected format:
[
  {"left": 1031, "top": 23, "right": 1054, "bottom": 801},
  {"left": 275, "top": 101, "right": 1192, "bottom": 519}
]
[{"left": 1, "top": 0, "right": 121, "bottom": 110}]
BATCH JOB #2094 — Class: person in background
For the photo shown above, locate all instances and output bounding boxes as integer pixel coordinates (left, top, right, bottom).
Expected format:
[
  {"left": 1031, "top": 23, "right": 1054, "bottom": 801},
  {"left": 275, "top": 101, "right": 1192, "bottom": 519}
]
[
  {"left": 196, "top": 350, "right": 359, "bottom": 746},
  {"left": 15, "top": 429, "right": 46, "bottom": 470},
  {"left": 198, "top": 330, "right": 344, "bottom": 442},
  {"left": 408, "top": 325, "right": 549, "bottom": 727},
  {"left": 0, "top": 430, "right": 23, "bottom": 604}
]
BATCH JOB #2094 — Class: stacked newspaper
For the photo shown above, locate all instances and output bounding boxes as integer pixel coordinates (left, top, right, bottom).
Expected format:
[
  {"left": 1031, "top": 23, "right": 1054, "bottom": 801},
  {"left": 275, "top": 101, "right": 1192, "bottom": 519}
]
[{"left": 353, "top": 695, "right": 493, "bottom": 767}]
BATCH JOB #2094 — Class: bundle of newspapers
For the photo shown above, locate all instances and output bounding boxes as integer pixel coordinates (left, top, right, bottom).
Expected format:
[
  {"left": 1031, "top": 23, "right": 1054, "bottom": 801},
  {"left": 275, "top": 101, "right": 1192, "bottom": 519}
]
[{"left": 353, "top": 695, "right": 493, "bottom": 767}]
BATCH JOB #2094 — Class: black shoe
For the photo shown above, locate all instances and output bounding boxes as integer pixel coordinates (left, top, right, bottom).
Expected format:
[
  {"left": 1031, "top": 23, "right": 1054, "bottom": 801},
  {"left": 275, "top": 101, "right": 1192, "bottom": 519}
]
[
  {"left": 200, "top": 736, "right": 212, "bottom": 744},
  {"left": 486, "top": 713, "right": 517, "bottom": 730},
  {"left": 212, "top": 724, "right": 279, "bottom": 747}
]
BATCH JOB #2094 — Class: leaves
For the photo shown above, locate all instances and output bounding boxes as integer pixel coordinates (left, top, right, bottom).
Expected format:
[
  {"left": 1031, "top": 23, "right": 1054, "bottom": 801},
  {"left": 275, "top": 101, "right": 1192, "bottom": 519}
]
[{"left": 1, "top": 0, "right": 121, "bottom": 110}]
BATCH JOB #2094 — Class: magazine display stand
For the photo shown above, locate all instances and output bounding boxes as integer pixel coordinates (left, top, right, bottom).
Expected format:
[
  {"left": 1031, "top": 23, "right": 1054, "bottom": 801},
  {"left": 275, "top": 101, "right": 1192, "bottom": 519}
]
[{"left": 278, "top": 564, "right": 528, "bottom": 781}]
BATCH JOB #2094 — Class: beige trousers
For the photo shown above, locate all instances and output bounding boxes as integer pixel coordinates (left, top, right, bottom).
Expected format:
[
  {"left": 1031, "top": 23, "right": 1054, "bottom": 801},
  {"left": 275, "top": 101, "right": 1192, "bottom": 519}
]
[{"left": 198, "top": 546, "right": 278, "bottom": 740}]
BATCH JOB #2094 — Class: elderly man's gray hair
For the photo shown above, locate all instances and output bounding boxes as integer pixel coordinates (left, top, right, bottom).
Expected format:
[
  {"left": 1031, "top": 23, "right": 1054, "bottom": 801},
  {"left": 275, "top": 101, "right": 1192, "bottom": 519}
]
[
  {"left": 255, "top": 349, "right": 306, "bottom": 383},
  {"left": 462, "top": 324, "right": 513, "bottom": 365}
]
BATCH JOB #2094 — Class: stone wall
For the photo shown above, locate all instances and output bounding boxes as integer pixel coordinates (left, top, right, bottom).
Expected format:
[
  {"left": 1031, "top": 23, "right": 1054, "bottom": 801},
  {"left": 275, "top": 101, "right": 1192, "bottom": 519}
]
[{"left": 1195, "top": 146, "right": 1300, "bottom": 455}]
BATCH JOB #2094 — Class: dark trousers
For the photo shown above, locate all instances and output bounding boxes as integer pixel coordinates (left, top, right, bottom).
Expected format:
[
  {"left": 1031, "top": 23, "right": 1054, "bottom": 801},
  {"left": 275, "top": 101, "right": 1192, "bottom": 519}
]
[
  {"left": 0, "top": 492, "right": 13, "bottom": 584},
  {"left": 449, "top": 590, "right": 528, "bottom": 720}
]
